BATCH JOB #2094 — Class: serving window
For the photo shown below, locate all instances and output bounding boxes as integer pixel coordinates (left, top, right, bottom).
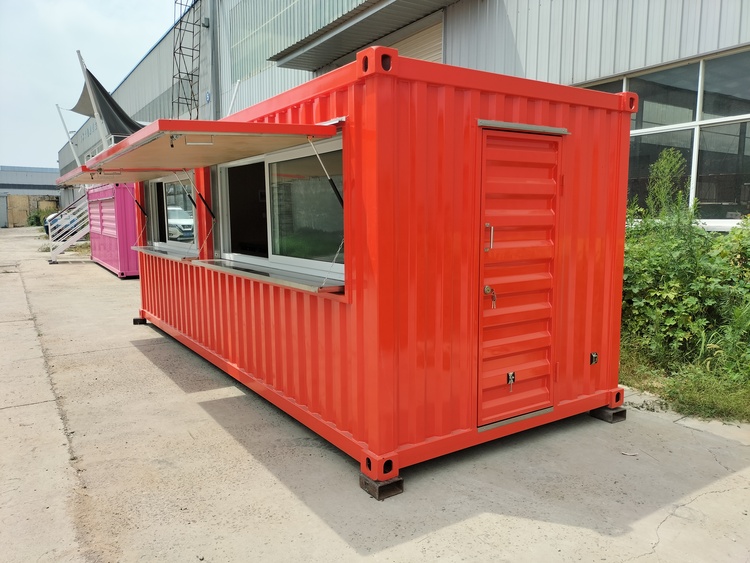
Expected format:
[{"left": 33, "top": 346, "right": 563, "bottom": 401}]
[
  {"left": 219, "top": 137, "right": 344, "bottom": 281},
  {"left": 145, "top": 171, "right": 199, "bottom": 255}
]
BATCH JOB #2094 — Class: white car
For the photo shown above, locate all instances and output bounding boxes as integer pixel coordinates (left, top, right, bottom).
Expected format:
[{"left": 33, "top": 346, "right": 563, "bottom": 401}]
[
  {"left": 44, "top": 211, "right": 77, "bottom": 236},
  {"left": 167, "top": 206, "right": 194, "bottom": 242}
]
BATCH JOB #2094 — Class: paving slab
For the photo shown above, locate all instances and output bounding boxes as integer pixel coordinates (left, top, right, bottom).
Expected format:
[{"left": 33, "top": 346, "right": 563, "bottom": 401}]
[{"left": 1, "top": 226, "right": 749, "bottom": 562}]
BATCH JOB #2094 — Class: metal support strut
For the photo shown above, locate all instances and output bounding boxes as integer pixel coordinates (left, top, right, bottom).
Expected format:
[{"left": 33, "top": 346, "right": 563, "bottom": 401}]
[
  {"left": 359, "top": 473, "right": 404, "bottom": 500},
  {"left": 589, "top": 406, "right": 627, "bottom": 423}
]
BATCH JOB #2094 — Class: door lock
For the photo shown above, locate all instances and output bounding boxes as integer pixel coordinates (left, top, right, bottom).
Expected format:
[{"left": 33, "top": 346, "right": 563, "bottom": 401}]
[{"left": 483, "top": 285, "right": 496, "bottom": 309}]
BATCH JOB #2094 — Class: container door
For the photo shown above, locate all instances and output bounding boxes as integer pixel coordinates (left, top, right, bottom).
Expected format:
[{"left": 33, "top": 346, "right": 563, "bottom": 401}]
[{"left": 478, "top": 130, "right": 560, "bottom": 427}]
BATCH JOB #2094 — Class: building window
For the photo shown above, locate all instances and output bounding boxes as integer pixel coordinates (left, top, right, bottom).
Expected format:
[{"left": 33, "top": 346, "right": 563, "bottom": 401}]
[
  {"left": 585, "top": 48, "right": 750, "bottom": 224},
  {"left": 588, "top": 80, "right": 624, "bottom": 94},
  {"left": 697, "top": 122, "right": 750, "bottom": 219},
  {"left": 220, "top": 137, "right": 344, "bottom": 279},
  {"left": 629, "top": 63, "right": 699, "bottom": 130},
  {"left": 147, "top": 174, "right": 197, "bottom": 252},
  {"left": 703, "top": 51, "right": 750, "bottom": 120},
  {"left": 629, "top": 130, "right": 694, "bottom": 208}
]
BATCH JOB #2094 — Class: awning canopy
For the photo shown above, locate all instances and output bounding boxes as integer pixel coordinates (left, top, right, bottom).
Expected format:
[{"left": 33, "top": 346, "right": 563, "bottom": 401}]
[
  {"left": 57, "top": 119, "right": 337, "bottom": 186},
  {"left": 57, "top": 165, "right": 182, "bottom": 186}
]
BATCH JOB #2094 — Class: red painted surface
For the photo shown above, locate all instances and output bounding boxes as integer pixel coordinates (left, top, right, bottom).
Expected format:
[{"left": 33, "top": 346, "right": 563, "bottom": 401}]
[
  {"left": 87, "top": 183, "right": 139, "bottom": 278},
  {"left": 132, "top": 47, "right": 636, "bottom": 482},
  {"left": 478, "top": 131, "right": 561, "bottom": 426}
]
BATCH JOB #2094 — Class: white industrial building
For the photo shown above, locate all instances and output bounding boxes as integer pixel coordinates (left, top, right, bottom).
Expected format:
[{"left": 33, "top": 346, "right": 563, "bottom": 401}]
[{"left": 58, "top": 0, "right": 750, "bottom": 226}]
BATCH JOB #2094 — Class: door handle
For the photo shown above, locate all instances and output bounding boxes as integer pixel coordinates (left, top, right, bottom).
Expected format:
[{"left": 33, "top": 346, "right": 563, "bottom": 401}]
[{"left": 485, "top": 222, "right": 494, "bottom": 251}]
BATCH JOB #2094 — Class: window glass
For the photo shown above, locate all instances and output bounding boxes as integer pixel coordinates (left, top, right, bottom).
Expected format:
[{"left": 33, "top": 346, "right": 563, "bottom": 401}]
[
  {"left": 228, "top": 162, "right": 267, "bottom": 257},
  {"left": 628, "top": 130, "right": 694, "bottom": 207},
  {"left": 588, "top": 80, "right": 623, "bottom": 93},
  {"left": 628, "top": 64, "right": 699, "bottom": 129},
  {"left": 696, "top": 122, "right": 750, "bottom": 219},
  {"left": 269, "top": 151, "right": 344, "bottom": 263},
  {"left": 703, "top": 51, "right": 750, "bottom": 120},
  {"left": 151, "top": 179, "right": 196, "bottom": 247}
]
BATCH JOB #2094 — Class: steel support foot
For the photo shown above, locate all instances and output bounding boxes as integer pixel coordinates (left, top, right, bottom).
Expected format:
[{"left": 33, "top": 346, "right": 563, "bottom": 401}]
[
  {"left": 359, "top": 473, "right": 404, "bottom": 500},
  {"left": 589, "top": 406, "right": 627, "bottom": 423},
  {"left": 132, "top": 318, "right": 148, "bottom": 325}
]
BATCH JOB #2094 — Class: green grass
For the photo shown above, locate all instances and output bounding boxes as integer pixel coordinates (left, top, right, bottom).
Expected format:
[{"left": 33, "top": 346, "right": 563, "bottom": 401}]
[
  {"left": 619, "top": 340, "right": 750, "bottom": 422},
  {"left": 619, "top": 148, "right": 750, "bottom": 423},
  {"left": 663, "top": 367, "right": 750, "bottom": 421}
]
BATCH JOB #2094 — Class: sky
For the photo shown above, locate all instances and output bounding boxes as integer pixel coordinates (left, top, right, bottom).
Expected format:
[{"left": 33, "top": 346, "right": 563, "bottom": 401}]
[{"left": 0, "top": 0, "right": 176, "bottom": 170}]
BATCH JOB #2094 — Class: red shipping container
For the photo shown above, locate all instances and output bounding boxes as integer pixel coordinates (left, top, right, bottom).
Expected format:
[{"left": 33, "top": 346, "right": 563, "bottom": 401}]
[{"left": 60, "top": 48, "right": 637, "bottom": 498}]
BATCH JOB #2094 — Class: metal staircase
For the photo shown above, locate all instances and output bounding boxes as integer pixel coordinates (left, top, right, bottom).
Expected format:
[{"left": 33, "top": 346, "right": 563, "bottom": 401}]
[{"left": 48, "top": 192, "right": 90, "bottom": 264}]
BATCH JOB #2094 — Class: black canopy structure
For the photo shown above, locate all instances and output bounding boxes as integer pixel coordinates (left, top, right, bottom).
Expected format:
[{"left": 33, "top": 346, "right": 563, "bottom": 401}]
[{"left": 70, "top": 68, "right": 143, "bottom": 139}]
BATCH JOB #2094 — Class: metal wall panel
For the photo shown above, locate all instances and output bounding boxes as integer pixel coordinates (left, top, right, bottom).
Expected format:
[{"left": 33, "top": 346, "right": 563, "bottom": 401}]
[
  {"left": 599, "top": 0, "right": 617, "bottom": 77},
  {"left": 445, "top": 0, "right": 750, "bottom": 85},
  {"left": 645, "top": 0, "right": 667, "bottom": 68},
  {"left": 719, "top": 0, "right": 743, "bottom": 49},
  {"left": 113, "top": 35, "right": 175, "bottom": 121},
  {"left": 614, "top": 0, "right": 633, "bottom": 74},
  {"left": 700, "top": 0, "right": 721, "bottom": 54},
  {"left": 0, "top": 195, "right": 7, "bottom": 229},
  {"left": 0, "top": 166, "right": 58, "bottom": 186},
  {"left": 223, "top": 0, "right": 366, "bottom": 77},
  {"left": 87, "top": 184, "right": 139, "bottom": 278},
  {"left": 216, "top": 0, "right": 319, "bottom": 118},
  {"left": 390, "top": 22, "right": 443, "bottom": 62},
  {"left": 662, "top": 0, "right": 683, "bottom": 63},
  {"left": 137, "top": 48, "right": 633, "bottom": 482}
]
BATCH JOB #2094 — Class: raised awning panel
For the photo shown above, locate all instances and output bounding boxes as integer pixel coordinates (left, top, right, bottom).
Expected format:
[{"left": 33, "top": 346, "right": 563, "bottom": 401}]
[
  {"left": 57, "top": 119, "right": 337, "bottom": 186},
  {"left": 57, "top": 165, "right": 188, "bottom": 186}
]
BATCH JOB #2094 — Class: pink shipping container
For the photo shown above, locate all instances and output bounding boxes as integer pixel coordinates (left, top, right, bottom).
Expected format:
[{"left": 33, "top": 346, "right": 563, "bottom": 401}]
[
  {"left": 60, "top": 48, "right": 637, "bottom": 498},
  {"left": 87, "top": 183, "right": 139, "bottom": 278}
]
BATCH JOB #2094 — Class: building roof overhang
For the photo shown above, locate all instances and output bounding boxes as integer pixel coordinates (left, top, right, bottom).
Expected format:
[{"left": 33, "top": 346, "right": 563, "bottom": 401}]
[{"left": 268, "top": 0, "right": 455, "bottom": 71}]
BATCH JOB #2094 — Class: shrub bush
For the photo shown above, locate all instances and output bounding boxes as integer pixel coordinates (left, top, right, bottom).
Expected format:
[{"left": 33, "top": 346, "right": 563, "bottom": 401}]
[
  {"left": 620, "top": 148, "right": 750, "bottom": 420},
  {"left": 26, "top": 209, "right": 56, "bottom": 227}
]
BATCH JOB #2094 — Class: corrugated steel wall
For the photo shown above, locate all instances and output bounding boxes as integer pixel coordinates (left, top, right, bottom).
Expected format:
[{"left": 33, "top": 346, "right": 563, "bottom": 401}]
[
  {"left": 445, "top": 0, "right": 750, "bottom": 84},
  {"left": 140, "top": 75, "right": 379, "bottom": 455},
  {"left": 88, "top": 184, "right": 140, "bottom": 277},
  {"left": 142, "top": 51, "right": 631, "bottom": 476},
  {"left": 115, "top": 34, "right": 175, "bottom": 122},
  {"left": 139, "top": 252, "right": 360, "bottom": 429},
  {"left": 0, "top": 195, "right": 8, "bottom": 229},
  {"left": 375, "top": 61, "right": 630, "bottom": 447},
  {"left": 390, "top": 22, "right": 443, "bottom": 62},
  {"left": 216, "top": 0, "right": 370, "bottom": 115}
]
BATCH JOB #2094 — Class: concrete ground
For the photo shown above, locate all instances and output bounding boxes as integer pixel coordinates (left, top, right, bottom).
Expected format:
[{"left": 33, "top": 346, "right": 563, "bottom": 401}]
[{"left": 1, "top": 226, "right": 748, "bottom": 563}]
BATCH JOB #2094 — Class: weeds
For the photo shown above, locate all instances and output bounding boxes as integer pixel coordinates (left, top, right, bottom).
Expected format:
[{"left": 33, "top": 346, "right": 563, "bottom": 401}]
[
  {"left": 620, "top": 149, "right": 750, "bottom": 421},
  {"left": 27, "top": 209, "right": 56, "bottom": 227}
]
